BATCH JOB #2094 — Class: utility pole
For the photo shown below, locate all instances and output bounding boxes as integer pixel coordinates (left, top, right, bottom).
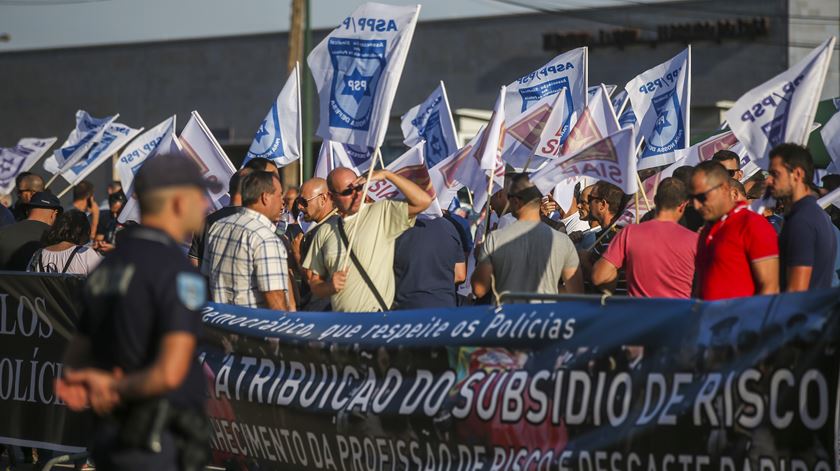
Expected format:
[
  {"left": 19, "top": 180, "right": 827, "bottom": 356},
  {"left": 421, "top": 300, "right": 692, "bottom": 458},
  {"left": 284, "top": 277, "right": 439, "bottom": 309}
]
[
  {"left": 302, "top": 0, "right": 314, "bottom": 181},
  {"left": 286, "top": 0, "right": 305, "bottom": 187}
]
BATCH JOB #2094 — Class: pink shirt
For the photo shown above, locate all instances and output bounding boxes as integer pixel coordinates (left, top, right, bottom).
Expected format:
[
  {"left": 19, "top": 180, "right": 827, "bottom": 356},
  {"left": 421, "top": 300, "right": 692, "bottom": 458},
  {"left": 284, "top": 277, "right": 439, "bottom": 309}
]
[{"left": 602, "top": 220, "right": 698, "bottom": 298}]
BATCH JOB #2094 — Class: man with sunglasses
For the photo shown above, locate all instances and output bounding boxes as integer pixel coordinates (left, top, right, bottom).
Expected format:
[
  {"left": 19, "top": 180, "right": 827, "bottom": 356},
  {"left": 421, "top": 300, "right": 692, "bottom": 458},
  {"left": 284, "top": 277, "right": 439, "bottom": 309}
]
[
  {"left": 11, "top": 172, "right": 44, "bottom": 221},
  {"left": 692, "top": 160, "right": 779, "bottom": 300},
  {"left": 293, "top": 177, "right": 336, "bottom": 310},
  {"left": 303, "top": 167, "right": 432, "bottom": 312},
  {"left": 766, "top": 144, "right": 837, "bottom": 291},
  {"left": 712, "top": 150, "right": 743, "bottom": 182},
  {"left": 472, "top": 174, "right": 582, "bottom": 298},
  {"left": 578, "top": 181, "right": 627, "bottom": 294}
]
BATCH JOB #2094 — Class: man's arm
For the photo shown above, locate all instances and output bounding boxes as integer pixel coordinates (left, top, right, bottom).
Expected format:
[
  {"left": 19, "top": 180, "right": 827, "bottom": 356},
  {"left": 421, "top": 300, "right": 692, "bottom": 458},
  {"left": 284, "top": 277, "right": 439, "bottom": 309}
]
[
  {"left": 560, "top": 266, "right": 584, "bottom": 294},
  {"left": 751, "top": 257, "right": 780, "bottom": 295},
  {"left": 360, "top": 170, "right": 432, "bottom": 217},
  {"left": 62, "top": 332, "right": 197, "bottom": 415},
  {"left": 591, "top": 258, "right": 619, "bottom": 289},
  {"left": 308, "top": 271, "right": 346, "bottom": 299},
  {"left": 454, "top": 262, "right": 467, "bottom": 285},
  {"left": 471, "top": 261, "right": 493, "bottom": 299},
  {"left": 785, "top": 266, "right": 812, "bottom": 292},
  {"left": 263, "top": 290, "right": 290, "bottom": 311}
]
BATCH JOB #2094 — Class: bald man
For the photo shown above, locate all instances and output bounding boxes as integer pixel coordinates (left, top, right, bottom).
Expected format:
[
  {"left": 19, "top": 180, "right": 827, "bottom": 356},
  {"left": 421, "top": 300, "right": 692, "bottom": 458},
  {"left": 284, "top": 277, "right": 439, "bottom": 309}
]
[
  {"left": 302, "top": 167, "right": 432, "bottom": 312},
  {"left": 292, "top": 178, "right": 337, "bottom": 310},
  {"left": 692, "top": 160, "right": 779, "bottom": 300},
  {"left": 13, "top": 173, "right": 45, "bottom": 221}
]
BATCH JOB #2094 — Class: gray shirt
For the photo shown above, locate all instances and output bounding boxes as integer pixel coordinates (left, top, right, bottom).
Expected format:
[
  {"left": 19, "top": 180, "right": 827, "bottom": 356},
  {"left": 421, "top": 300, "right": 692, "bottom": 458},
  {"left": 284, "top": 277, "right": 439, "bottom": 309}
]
[{"left": 479, "top": 220, "right": 579, "bottom": 295}]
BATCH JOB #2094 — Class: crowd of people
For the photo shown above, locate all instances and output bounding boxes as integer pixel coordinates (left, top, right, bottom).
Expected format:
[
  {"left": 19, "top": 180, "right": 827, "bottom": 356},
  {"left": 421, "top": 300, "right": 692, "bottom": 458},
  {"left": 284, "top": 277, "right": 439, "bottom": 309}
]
[{"left": 1, "top": 142, "right": 839, "bottom": 315}]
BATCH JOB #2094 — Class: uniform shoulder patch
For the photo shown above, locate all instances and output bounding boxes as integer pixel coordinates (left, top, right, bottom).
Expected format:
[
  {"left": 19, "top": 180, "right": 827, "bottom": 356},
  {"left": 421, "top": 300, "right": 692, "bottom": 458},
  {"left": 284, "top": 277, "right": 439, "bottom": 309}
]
[{"left": 176, "top": 272, "right": 207, "bottom": 311}]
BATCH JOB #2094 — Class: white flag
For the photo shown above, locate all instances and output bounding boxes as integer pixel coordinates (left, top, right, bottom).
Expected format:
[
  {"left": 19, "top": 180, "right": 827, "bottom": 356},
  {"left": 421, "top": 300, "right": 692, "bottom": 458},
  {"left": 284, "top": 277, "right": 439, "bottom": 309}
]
[
  {"left": 314, "top": 140, "right": 374, "bottom": 179},
  {"left": 61, "top": 123, "right": 142, "bottom": 186},
  {"left": 559, "top": 83, "right": 620, "bottom": 155},
  {"left": 611, "top": 89, "right": 629, "bottom": 116},
  {"left": 308, "top": 3, "right": 420, "bottom": 148},
  {"left": 115, "top": 116, "right": 177, "bottom": 224},
  {"left": 526, "top": 88, "right": 570, "bottom": 165},
  {"left": 429, "top": 127, "right": 501, "bottom": 212},
  {"left": 476, "top": 86, "right": 506, "bottom": 172},
  {"left": 726, "top": 37, "right": 835, "bottom": 169},
  {"left": 53, "top": 110, "right": 119, "bottom": 171},
  {"left": 244, "top": 64, "right": 302, "bottom": 168},
  {"left": 821, "top": 110, "right": 840, "bottom": 172},
  {"left": 0, "top": 138, "right": 57, "bottom": 195},
  {"left": 530, "top": 127, "right": 638, "bottom": 195},
  {"left": 504, "top": 47, "right": 587, "bottom": 164},
  {"left": 589, "top": 84, "right": 616, "bottom": 98},
  {"left": 367, "top": 142, "right": 442, "bottom": 218},
  {"left": 626, "top": 47, "right": 691, "bottom": 170},
  {"left": 180, "top": 111, "right": 237, "bottom": 209},
  {"left": 400, "top": 81, "right": 459, "bottom": 168}
]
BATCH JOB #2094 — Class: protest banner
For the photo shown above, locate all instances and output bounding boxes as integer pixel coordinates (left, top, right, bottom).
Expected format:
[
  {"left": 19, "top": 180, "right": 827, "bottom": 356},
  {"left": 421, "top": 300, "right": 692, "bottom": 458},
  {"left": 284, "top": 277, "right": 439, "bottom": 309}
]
[
  {"left": 0, "top": 273, "right": 92, "bottom": 452},
  {"left": 2, "top": 273, "right": 840, "bottom": 471},
  {"left": 401, "top": 81, "right": 459, "bottom": 168},
  {"left": 243, "top": 63, "right": 302, "bottom": 170},
  {"left": 0, "top": 138, "right": 57, "bottom": 195},
  {"left": 725, "top": 37, "right": 835, "bottom": 169},
  {"left": 626, "top": 48, "right": 691, "bottom": 170}
]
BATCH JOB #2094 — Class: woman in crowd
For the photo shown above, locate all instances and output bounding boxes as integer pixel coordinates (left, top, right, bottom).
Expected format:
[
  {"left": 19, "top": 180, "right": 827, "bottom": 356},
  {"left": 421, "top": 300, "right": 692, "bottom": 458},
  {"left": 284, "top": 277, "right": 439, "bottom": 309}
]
[{"left": 27, "top": 209, "right": 102, "bottom": 276}]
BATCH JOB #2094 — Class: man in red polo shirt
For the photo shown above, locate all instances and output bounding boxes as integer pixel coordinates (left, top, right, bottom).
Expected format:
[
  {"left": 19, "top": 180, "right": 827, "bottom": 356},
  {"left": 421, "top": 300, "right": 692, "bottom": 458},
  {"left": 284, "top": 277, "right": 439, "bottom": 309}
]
[{"left": 691, "top": 160, "right": 779, "bottom": 300}]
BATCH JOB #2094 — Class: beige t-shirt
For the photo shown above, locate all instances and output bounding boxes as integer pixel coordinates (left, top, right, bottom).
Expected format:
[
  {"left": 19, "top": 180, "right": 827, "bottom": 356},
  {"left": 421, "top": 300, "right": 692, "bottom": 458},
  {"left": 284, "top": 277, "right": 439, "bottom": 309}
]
[
  {"left": 479, "top": 220, "right": 579, "bottom": 295},
  {"left": 303, "top": 200, "right": 414, "bottom": 312}
]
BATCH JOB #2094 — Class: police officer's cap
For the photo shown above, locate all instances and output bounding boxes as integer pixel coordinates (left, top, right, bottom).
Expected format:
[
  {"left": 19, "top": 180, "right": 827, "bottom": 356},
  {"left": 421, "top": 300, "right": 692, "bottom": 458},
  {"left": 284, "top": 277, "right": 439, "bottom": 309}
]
[{"left": 134, "top": 153, "right": 223, "bottom": 195}]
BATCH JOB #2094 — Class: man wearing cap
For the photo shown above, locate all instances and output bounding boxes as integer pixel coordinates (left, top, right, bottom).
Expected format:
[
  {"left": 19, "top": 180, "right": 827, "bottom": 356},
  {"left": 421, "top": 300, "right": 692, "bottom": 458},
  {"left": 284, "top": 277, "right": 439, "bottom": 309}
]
[
  {"left": 0, "top": 191, "right": 61, "bottom": 270},
  {"left": 55, "top": 154, "right": 217, "bottom": 471},
  {"left": 472, "top": 173, "right": 583, "bottom": 298}
]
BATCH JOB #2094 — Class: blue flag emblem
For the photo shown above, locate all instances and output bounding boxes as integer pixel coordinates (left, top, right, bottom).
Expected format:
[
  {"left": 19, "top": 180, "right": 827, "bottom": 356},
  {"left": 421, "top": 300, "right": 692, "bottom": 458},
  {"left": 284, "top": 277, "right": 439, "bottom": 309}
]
[
  {"left": 248, "top": 104, "right": 285, "bottom": 159},
  {"left": 761, "top": 99, "right": 791, "bottom": 148},
  {"left": 642, "top": 89, "right": 684, "bottom": 157},
  {"left": 328, "top": 38, "right": 387, "bottom": 131},
  {"left": 419, "top": 110, "right": 449, "bottom": 167},
  {"left": 519, "top": 77, "right": 574, "bottom": 144},
  {"left": 0, "top": 154, "right": 25, "bottom": 186}
]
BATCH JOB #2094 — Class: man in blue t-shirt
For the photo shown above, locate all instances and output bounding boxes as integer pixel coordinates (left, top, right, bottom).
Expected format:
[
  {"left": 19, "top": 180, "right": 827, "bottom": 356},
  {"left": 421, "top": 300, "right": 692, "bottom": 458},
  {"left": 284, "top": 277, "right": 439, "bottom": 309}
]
[
  {"left": 393, "top": 216, "right": 466, "bottom": 309},
  {"left": 766, "top": 144, "right": 838, "bottom": 291}
]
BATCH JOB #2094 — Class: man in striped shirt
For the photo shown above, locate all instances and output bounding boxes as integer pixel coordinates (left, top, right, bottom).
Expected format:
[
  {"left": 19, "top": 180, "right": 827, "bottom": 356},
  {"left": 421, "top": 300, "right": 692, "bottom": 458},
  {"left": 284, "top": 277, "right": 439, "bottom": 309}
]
[{"left": 203, "top": 171, "right": 293, "bottom": 311}]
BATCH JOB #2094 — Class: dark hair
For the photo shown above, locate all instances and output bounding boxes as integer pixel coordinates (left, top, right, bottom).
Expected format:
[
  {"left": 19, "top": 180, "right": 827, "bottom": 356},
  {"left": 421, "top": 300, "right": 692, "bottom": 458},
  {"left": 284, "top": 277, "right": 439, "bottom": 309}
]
[
  {"left": 244, "top": 157, "right": 277, "bottom": 173},
  {"left": 654, "top": 177, "right": 688, "bottom": 210},
  {"left": 229, "top": 168, "right": 252, "bottom": 197},
  {"left": 712, "top": 150, "right": 740, "bottom": 166},
  {"left": 746, "top": 179, "right": 767, "bottom": 200},
  {"left": 107, "top": 181, "right": 122, "bottom": 192},
  {"left": 72, "top": 180, "right": 94, "bottom": 201},
  {"left": 672, "top": 166, "right": 695, "bottom": 186},
  {"left": 769, "top": 143, "right": 814, "bottom": 185},
  {"left": 42, "top": 210, "right": 91, "bottom": 246},
  {"left": 108, "top": 190, "right": 126, "bottom": 207},
  {"left": 16, "top": 171, "right": 33, "bottom": 187},
  {"left": 730, "top": 178, "right": 746, "bottom": 197},
  {"left": 823, "top": 174, "right": 840, "bottom": 192},
  {"left": 241, "top": 171, "right": 279, "bottom": 207},
  {"left": 508, "top": 173, "right": 542, "bottom": 204},
  {"left": 591, "top": 181, "right": 625, "bottom": 215},
  {"left": 694, "top": 160, "right": 730, "bottom": 186}
]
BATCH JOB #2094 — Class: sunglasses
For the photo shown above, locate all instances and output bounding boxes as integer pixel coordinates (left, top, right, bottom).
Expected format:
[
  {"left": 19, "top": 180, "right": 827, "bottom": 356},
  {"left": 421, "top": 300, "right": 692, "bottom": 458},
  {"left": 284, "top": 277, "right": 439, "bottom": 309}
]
[
  {"left": 332, "top": 184, "right": 363, "bottom": 197},
  {"left": 689, "top": 183, "right": 723, "bottom": 204},
  {"left": 296, "top": 192, "right": 324, "bottom": 208},
  {"left": 726, "top": 169, "right": 738, "bottom": 177}
]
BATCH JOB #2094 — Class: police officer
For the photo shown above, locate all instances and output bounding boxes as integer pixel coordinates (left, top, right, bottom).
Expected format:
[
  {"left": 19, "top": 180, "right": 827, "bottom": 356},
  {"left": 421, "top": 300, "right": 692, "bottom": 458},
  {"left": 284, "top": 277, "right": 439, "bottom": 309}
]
[{"left": 56, "top": 153, "right": 220, "bottom": 471}]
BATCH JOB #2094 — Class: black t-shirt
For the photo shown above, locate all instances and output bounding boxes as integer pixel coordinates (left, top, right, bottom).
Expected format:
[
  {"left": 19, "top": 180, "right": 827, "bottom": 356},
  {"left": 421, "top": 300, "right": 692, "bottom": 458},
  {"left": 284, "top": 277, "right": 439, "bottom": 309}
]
[
  {"left": 393, "top": 217, "right": 465, "bottom": 310},
  {"left": 78, "top": 225, "right": 207, "bottom": 410},
  {"left": 780, "top": 195, "right": 838, "bottom": 290},
  {"left": 0, "top": 219, "right": 50, "bottom": 270},
  {"left": 188, "top": 206, "right": 242, "bottom": 263}
]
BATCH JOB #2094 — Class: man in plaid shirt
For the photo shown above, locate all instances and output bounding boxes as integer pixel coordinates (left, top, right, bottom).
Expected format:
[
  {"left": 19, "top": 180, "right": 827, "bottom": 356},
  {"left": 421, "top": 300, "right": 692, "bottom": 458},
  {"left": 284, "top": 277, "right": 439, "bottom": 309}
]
[{"left": 202, "top": 171, "right": 293, "bottom": 311}]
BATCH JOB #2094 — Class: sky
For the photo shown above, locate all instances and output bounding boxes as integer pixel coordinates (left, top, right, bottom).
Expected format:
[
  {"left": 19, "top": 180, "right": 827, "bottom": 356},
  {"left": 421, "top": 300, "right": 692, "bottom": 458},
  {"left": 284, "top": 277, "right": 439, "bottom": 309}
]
[{"left": 0, "top": 0, "right": 547, "bottom": 52}]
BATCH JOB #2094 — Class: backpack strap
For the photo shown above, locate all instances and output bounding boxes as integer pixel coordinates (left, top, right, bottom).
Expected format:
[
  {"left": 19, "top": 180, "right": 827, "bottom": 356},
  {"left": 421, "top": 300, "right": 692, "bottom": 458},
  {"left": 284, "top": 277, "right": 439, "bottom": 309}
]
[{"left": 61, "top": 245, "right": 85, "bottom": 274}]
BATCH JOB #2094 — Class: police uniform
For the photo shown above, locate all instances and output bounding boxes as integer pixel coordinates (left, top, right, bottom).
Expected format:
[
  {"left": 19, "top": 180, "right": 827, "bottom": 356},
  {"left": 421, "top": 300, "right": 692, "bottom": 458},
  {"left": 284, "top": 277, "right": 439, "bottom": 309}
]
[{"left": 77, "top": 156, "right": 216, "bottom": 471}]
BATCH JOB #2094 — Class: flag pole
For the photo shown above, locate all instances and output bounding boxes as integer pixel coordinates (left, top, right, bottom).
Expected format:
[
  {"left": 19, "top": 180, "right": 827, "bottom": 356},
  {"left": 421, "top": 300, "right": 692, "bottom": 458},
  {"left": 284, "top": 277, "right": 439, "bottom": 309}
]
[
  {"left": 340, "top": 147, "right": 381, "bottom": 272},
  {"left": 56, "top": 184, "right": 74, "bottom": 199},
  {"left": 44, "top": 172, "right": 61, "bottom": 190},
  {"left": 480, "top": 169, "right": 497, "bottom": 244},
  {"left": 296, "top": 62, "right": 304, "bottom": 185},
  {"left": 634, "top": 190, "right": 640, "bottom": 224},
  {"left": 635, "top": 172, "right": 652, "bottom": 211}
]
